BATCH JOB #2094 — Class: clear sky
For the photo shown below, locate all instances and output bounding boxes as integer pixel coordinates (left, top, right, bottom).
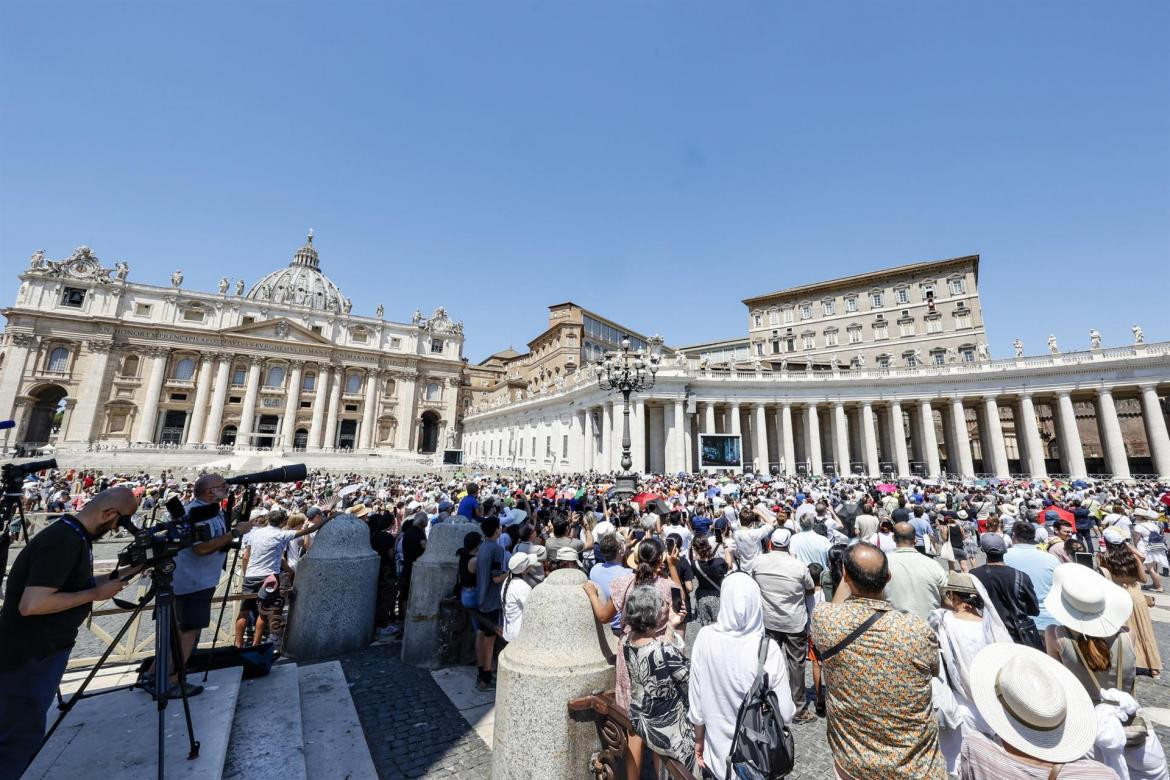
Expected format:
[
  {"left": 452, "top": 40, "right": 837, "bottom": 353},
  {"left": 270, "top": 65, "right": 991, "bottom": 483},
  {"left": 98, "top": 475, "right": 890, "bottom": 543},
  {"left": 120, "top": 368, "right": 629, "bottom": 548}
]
[{"left": 2, "top": 2, "right": 1167, "bottom": 362}]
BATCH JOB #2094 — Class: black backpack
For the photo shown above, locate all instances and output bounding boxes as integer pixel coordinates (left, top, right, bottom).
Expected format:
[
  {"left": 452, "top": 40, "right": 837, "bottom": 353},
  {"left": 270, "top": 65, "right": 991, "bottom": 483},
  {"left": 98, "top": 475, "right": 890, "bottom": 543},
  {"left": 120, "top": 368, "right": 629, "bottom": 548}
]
[{"left": 725, "top": 636, "right": 795, "bottom": 779}]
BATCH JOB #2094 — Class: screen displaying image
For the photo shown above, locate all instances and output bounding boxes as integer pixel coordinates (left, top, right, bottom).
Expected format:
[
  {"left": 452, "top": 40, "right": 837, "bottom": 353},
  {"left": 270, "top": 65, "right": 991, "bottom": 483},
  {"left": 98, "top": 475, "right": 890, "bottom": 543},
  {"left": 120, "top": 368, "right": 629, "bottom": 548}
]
[
  {"left": 699, "top": 434, "right": 743, "bottom": 468},
  {"left": 443, "top": 449, "right": 464, "bottom": 465}
]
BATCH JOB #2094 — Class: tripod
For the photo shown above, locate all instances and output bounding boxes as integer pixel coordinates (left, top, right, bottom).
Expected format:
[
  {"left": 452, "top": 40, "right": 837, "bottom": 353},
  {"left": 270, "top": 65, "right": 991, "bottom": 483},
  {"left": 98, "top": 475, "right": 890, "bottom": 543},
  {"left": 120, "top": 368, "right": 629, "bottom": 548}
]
[
  {"left": 39, "top": 559, "right": 201, "bottom": 780},
  {"left": 0, "top": 473, "right": 29, "bottom": 587},
  {"left": 202, "top": 484, "right": 253, "bottom": 682}
]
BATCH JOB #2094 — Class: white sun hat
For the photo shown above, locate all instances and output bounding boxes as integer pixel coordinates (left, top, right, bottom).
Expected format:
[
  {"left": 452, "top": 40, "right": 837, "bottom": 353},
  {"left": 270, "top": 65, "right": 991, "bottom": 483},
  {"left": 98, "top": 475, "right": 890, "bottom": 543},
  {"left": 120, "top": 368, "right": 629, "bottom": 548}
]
[
  {"left": 1044, "top": 562, "right": 1133, "bottom": 638},
  {"left": 970, "top": 643, "right": 1096, "bottom": 764}
]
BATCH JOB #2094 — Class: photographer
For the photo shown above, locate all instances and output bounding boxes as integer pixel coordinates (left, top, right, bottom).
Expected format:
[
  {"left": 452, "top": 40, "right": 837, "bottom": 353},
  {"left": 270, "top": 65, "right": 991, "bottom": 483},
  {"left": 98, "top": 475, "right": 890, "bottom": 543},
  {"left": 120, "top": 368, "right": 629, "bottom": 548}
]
[
  {"left": 142, "top": 474, "right": 251, "bottom": 698},
  {"left": 0, "top": 487, "right": 139, "bottom": 778}
]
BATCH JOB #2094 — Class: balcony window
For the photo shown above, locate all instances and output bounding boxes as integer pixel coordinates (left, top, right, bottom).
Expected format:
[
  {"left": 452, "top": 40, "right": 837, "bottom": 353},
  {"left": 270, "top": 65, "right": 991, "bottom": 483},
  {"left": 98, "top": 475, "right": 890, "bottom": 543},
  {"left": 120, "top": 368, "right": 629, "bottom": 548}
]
[
  {"left": 173, "top": 358, "right": 196, "bottom": 381},
  {"left": 345, "top": 372, "right": 362, "bottom": 394},
  {"left": 265, "top": 366, "right": 285, "bottom": 388},
  {"left": 47, "top": 347, "right": 70, "bottom": 373}
]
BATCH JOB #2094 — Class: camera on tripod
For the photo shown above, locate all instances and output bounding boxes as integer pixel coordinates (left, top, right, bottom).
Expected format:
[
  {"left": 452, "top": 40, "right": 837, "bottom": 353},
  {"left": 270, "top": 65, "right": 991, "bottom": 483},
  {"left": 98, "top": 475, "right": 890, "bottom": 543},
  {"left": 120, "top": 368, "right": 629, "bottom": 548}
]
[
  {"left": 116, "top": 497, "right": 219, "bottom": 569},
  {"left": 2, "top": 457, "right": 57, "bottom": 489}
]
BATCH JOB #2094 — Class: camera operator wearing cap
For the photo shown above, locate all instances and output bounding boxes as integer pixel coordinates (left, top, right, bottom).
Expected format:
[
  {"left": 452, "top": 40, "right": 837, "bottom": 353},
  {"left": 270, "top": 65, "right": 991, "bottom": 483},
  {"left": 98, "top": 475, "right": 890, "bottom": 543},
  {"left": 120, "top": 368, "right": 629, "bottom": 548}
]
[
  {"left": 0, "top": 487, "right": 139, "bottom": 778},
  {"left": 142, "top": 474, "right": 252, "bottom": 697}
]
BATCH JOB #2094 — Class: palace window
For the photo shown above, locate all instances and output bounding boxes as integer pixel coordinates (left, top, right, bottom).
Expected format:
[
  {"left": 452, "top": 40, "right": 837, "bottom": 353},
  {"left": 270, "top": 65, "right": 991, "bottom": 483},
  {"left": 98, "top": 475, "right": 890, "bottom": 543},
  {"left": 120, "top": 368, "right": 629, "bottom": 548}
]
[
  {"left": 173, "top": 357, "right": 196, "bottom": 381},
  {"left": 265, "top": 366, "right": 285, "bottom": 388},
  {"left": 801, "top": 332, "right": 815, "bottom": 350},
  {"left": 960, "top": 345, "right": 977, "bottom": 362},
  {"left": 60, "top": 287, "right": 86, "bottom": 308},
  {"left": 768, "top": 310, "right": 779, "bottom": 326},
  {"left": 873, "top": 320, "right": 889, "bottom": 340},
  {"left": 754, "top": 342, "right": 764, "bottom": 356},
  {"left": 870, "top": 291, "right": 884, "bottom": 308},
  {"left": 949, "top": 277, "right": 967, "bottom": 295},
  {"left": 753, "top": 313, "right": 762, "bottom": 328},
  {"left": 931, "top": 349, "right": 946, "bottom": 366},
  {"left": 921, "top": 282, "right": 935, "bottom": 299},
  {"left": 899, "top": 320, "right": 915, "bottom": 337},
  {"left": 844, "top": 295, "right": 858, "bottom": 313},
  {"left": 954, "top": 309, "right": 972, "bottom": 329},
  {"left": 799, "top": 303, "right": 812, "bottom": 320},
  {"left": 824, "top": 328, "right": 839, "bottom": 347},
  {"left": 822, "top": 299, "right": 836, "bottom": 316},
  {"left": 895, "top": 287, "right": 910, "bottom": 305},
  {"left": 848, "top": 325, "right": 863, "bottom": 344},
  {"left": 47, "top": 347, "right": 70, "bottom": 373},
  {"left": 925, "top": 314, "right": 943, "bottom": 334},
  {"left": 876, "top": 354, "right": 891, "bottom": 369},
  {"left": 771, "top": 339, "right": 781, "bottom": 354},
  {"left": 903, "top": 351, "right": 920, "bottom": 367},
  {"left": 782, "top": 307, "right": 794, "bottom": 324}
]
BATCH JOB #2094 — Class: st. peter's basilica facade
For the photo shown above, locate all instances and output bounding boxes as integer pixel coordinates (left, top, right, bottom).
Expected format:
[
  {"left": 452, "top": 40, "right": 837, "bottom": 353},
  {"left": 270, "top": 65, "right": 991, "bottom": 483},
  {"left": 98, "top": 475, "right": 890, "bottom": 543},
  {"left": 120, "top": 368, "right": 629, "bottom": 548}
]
[{"left": 0, "top": 233, "right": 465, "bottom": 457}]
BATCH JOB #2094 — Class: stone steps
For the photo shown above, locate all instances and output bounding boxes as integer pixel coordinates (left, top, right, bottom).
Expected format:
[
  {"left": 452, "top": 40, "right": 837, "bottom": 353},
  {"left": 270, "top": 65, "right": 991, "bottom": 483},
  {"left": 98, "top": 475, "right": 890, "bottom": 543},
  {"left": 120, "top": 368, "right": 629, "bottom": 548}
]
[{"left": 26, "top": 661, "right": 377, "bottom": 780}]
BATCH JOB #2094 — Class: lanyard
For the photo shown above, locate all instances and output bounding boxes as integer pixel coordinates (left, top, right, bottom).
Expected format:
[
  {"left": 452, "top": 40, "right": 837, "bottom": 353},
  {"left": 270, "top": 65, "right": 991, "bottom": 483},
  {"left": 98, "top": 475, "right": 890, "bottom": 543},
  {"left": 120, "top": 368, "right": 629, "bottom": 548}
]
[{"left": 60, "top": 515, "right": 96, "bottom": 588}]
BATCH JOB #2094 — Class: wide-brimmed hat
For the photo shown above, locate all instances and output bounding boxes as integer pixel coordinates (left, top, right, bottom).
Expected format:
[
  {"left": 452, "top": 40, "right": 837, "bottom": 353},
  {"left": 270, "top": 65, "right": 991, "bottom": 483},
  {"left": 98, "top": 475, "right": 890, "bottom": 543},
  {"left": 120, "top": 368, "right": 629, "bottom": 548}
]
[
  {"left": 970, "top": 643, "right": 1096, "bottom": 763},
  {"left": 1044, "top": 562, "right": 1133, "bottom": 637},
  {"left": 508, "top": 552, "right": 537, "bottom": 574},
  {"left": 351, "top": 504, "right": 370, "bottom": 518},
  {"left": 944, "top": 571, "right": 978, "bottom": 595}
]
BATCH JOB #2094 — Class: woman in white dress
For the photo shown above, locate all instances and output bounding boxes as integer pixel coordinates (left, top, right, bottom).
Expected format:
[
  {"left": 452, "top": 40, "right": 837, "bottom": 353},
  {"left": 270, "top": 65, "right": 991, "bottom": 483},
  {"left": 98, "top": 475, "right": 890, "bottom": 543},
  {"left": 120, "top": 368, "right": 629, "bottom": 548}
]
[{"left": 1133, "top": 509, "right": 1167, "bottom": 591}]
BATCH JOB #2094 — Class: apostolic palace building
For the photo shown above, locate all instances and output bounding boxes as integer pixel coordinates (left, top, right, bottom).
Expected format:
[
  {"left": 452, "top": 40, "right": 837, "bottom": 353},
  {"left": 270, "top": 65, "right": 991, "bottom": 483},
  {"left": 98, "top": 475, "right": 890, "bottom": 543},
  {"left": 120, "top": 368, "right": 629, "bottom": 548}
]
[{"left": 2, "top": 239, "right": 1169, "bottom": 481}]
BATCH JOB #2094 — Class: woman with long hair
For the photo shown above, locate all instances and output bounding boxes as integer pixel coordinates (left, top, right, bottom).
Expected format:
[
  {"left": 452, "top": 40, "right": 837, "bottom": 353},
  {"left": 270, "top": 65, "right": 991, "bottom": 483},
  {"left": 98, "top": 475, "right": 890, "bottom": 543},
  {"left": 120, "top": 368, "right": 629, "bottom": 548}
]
[
  {"left": 583, "top": 537, "right": 683, "bottom": 780},
  {"left": 688, "top": 533, "right": 731, "bottom": 628},
  {"left": 1098, "top": 533, "right": 1162, "bottom": 676}
]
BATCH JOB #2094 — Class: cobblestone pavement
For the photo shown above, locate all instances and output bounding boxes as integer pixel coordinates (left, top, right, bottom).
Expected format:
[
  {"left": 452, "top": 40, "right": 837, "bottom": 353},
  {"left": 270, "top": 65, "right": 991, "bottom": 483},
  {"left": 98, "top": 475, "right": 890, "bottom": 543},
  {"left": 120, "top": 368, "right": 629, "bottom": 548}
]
[{"left": 314, "top": 637, "right": 493, "bottom": 780}]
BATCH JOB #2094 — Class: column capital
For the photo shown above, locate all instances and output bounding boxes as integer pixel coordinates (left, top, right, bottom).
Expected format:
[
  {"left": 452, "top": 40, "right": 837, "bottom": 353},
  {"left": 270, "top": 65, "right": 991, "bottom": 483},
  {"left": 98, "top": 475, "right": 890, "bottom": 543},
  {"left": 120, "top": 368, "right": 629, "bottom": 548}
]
[
  {"left": 84, "top": 339, "right": 115, "bottom": 354},
  {"left": 6, "top": 331, "right": 35, "bottom": 348},
  {"left": 982, "top": 394, "right": 1001, "bottom": 404},
  {"left": 1138, "top": 382, "right": 1159, "bottom": 393},
  {"left": 1055, "top": 389, "right": 1072, "bottom": 399},
  {"left": 1095, "top": 386, "right": 1117, "bottom": 397},
  {"left": 287, "top": 359, "right": 306, "bottom": 371},
  {"left": 144, "top": 345, "right": 171, "bottom": 358},
  {"left": 248, "top": 355, "right": 266, "bottom": 367}
]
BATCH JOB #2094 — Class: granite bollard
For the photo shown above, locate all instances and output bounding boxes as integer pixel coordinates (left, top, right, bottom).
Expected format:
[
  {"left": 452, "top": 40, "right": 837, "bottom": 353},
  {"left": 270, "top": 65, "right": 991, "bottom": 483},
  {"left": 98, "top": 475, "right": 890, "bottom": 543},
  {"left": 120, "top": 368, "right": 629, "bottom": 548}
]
[
  {"left": 492, "top": 567, "right": 616, "bottom": 780},
  {"left": 284, "top": 513, "right": 379, "bottom": 660},
  {"left": 402, "top": 520, "right": 471, "bottom": 667}
]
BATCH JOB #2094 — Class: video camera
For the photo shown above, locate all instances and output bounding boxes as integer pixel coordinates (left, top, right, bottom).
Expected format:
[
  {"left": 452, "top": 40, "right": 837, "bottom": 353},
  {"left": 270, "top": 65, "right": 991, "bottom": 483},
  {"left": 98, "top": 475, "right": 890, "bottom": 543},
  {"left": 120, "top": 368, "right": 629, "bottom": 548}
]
[
  {"left": 2, "top": 458, "right": 58, "bottom": 490},
  {"left": 116, "top": 497, "right": 220, "bottom": 569}
]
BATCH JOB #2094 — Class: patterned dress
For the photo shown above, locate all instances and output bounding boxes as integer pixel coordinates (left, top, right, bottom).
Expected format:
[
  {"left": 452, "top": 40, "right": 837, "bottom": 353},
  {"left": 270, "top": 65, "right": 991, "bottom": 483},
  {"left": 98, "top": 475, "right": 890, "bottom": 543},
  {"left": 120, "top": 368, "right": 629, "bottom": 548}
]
[
  {"left": 623, "top": 639, "right": 696, "bottom": 772},
  {"left": 811, "top": 597, "right": 945, "bottom": 779},
  {"left": 609, "top": 574, "right": 674, "bottom": 712}
]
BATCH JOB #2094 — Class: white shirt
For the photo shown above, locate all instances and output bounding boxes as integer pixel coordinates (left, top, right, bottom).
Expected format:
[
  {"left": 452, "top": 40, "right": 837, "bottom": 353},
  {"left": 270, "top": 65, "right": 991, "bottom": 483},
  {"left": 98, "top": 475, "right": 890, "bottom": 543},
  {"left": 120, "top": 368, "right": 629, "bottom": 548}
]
[
  {"left": 244, "top": 526, "right": 299, "bottom": 578},
  {"left": 733, "top": 523, "right": 775, "bottom": 574},
  {"left": 790, "top": 530, "right": 832, "bottom": 568},
  {"left": 663, "top": 523, "right": 693, "bottom": 555},
  {"left": 501, "top": 577, "right": 534, "bottom": 642}
]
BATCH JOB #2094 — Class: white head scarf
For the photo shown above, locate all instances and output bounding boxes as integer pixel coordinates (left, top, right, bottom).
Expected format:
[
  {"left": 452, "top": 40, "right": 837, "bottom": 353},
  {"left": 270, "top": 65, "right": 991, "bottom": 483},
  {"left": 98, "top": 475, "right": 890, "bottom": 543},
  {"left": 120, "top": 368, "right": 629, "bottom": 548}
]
[{"left": 713, "top": 572, "right": 764, "bottom": 639}]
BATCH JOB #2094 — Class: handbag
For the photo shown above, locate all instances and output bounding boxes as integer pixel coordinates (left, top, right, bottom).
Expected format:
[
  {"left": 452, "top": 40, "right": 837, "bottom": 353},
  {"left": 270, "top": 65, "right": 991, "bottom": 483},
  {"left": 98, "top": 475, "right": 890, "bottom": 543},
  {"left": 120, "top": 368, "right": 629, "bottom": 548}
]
[{"left": 1071, "top": 634, "right": 1148, "bottom": 747}]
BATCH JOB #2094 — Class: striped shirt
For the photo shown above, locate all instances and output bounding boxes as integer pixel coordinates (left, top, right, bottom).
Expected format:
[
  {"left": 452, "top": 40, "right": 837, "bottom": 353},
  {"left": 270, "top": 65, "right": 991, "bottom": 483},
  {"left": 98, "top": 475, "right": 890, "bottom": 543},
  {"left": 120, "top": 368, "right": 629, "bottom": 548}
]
[{"left": 958, "top": 731, "right": 1119, "bottom": 779}]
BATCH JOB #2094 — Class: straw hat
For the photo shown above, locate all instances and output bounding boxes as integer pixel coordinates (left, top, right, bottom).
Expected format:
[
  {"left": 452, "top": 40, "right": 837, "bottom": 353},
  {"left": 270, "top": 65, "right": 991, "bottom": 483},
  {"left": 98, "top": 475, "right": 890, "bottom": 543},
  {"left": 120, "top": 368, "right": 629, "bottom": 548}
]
[
  {"left": 970, "top": 644, "right": 1096, "bottom": 763},
  {"left": 508, "top": 552, "right": 537, "bottom": 575},
  {"left": 1044, "top": 562, "right": 1133, "bottom": 638}
]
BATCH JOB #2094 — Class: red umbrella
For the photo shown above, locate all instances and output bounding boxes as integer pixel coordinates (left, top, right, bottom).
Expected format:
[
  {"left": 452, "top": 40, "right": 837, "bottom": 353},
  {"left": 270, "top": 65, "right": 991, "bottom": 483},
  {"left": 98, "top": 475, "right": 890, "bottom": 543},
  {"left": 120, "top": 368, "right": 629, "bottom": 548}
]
[
  {"left": 876, "top": 483, "right": 898, "bottom": 494},
  {"left": 1043, "top": 505, "right": 1075, "bottom": 523},
  {"left": 631, "top": 492, "right": 661, "bottom": 508}
]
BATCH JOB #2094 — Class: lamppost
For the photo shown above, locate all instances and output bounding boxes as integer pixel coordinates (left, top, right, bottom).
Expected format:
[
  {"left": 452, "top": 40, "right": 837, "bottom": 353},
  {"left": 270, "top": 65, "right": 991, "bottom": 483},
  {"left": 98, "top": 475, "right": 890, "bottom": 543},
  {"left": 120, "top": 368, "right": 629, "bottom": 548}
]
[{"left": 596, "top": 336, "right": 660, "bottom": 498}]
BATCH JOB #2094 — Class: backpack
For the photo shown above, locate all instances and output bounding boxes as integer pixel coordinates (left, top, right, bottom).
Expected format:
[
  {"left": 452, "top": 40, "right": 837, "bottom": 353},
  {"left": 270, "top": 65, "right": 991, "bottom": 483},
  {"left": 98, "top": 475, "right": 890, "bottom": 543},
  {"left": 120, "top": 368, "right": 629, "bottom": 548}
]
[
  {"left": 1146, "top": 522, "right": 1166, "bottom": 549},
  {"left": 725, "top": 636, "right": 796, "bottom": 779}
]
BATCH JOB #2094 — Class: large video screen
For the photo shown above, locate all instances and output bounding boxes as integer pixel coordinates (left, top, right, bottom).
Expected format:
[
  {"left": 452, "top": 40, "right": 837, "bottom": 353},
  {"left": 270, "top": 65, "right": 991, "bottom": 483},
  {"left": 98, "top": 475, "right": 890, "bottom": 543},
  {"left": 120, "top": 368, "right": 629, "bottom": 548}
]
[{"left": 699, "top": 434, "right": 743, "bottom": 469}]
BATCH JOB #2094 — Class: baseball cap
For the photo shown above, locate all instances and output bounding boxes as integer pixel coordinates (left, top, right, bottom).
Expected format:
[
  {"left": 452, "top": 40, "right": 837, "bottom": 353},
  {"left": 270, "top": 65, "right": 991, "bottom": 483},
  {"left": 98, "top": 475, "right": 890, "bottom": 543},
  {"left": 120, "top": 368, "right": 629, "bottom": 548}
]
[
  {"left": 980, "top": 533, "right": 1008, "bottom": 555},
  {"left": 770, "top": 528, "right": 792, "bottom": 547},
  {"left": 1103, "top": 528, "right": 1125, "bottom": 545}
]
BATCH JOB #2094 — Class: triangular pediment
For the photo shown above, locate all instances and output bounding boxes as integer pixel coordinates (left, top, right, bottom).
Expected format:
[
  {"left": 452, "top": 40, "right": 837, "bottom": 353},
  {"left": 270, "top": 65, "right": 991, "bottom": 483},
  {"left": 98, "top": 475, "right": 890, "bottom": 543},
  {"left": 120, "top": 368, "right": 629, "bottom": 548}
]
[{"left": 222, "top": 317, "right": 333, "bottom": 345}]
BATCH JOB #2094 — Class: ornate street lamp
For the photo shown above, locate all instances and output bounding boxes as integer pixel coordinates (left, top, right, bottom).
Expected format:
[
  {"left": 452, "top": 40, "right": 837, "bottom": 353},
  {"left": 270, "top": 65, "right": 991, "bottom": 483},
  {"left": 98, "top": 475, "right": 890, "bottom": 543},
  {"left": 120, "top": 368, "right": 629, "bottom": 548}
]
[{"left": 596, "top": 336, "right": 661, "bottom": 498}]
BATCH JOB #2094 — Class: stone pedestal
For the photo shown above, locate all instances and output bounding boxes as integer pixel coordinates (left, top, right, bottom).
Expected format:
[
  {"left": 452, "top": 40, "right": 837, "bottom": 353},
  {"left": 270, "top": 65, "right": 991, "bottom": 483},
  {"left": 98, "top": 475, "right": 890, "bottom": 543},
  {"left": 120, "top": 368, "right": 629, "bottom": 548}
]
[
  {"left": 284, "top": 514, "right": 379, "bottom": 660},
  {"left": 492, "top": 568, "right": 616, "bottom": 780},
  {"left": 402, "top": 521, "right": 472, "bottom": 667}
]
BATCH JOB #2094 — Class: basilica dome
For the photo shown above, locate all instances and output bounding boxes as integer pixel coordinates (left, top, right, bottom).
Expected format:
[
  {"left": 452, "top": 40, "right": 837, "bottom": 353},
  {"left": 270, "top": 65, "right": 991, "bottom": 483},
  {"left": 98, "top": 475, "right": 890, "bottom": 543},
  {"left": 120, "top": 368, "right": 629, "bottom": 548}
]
[{"left": 246, "top": 231, "right": 348, "bottom": 312}]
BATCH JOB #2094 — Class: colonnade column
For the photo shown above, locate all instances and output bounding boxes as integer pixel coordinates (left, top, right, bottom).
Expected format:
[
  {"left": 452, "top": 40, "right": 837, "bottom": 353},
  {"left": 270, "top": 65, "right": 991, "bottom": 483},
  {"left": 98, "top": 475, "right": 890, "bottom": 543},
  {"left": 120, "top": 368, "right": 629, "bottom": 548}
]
[
  {"left": 577, "top": 409, "right": 589, "bottom": 471},
  {"left": 703, "top": 402, "right": 716, "bottom": 434},
  {"left": 583, "top": 407, "right": 595, "bottom": 471},
  {"left": 202, "top": 354, "right": 232, "bottom": 444},
  {"left": 323, "top": 368, "right": 342, "bottom": 450},
  {"left": 917, "top": 401, "right": 941, "bottom": 477},
  {"left": 832, "top": 402, "right": 850, "bottom": 475},
  {"left": 630, "top": 398, "right": 645, "bottom": 473},
  {"left": 861, "top": 402, "right": 880, "bottom": 476},
  {"left": 359, "top": 369, "right": 379, "bottom": 449},
  {"left": 185, "top": 354, "right": 215, "bottom": 446},
  {"left": 806, "top": 403, "right": 823, "bottom": 475},
  {"left": 237, "top": 357, "right": 263, "bottom": 444},
  {"left": 780, "top": 403, "right": 796, "bottom": 475},
  {"left": 133, "top": 347, "right": 169, "bottom": 443},
  {"left": 1017, "top": 394, "right": 1048, "bottom": 478},
  {"left": 65, "top": 340, "right": 114, "bottom": 443},
  {"left": 888, "top": 401, "right": 910, "bottom": 477},
  {"left": 1095, "top": 388, "right": 1131, "bottom": 481},
  {"left": 603, "top": 401, "right": 616, "bottom": 471},
  {"left": 308, "top": 365, "right": 329, "bottom": 449},
  {"left": 753, "top": 404, "right": 770, "bottom": 473},
  {"left": 674, "top": 399, "right": 687, "bottom": 473},
  {"left": 949, "top": 399, "right": 974, "bottom": 477},
  {"left": 729, "top": 402, "right": 741, "bottom": 435},
  {"left": 1055, "top": 391, "right": 1087, "bottom": 479},
  {"left": 1139, "top": 385, "right": 1170, "bottom": 480},
  {"left": 982, "top": 396, "right": 1011, "bottom": 478}
]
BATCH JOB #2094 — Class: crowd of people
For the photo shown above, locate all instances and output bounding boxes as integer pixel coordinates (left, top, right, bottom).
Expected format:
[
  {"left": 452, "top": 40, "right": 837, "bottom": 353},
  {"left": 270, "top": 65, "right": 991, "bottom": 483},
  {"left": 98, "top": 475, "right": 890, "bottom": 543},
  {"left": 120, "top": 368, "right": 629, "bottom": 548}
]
[{"left": 3, "top": 463, "right": 1170, "bottom": 779}]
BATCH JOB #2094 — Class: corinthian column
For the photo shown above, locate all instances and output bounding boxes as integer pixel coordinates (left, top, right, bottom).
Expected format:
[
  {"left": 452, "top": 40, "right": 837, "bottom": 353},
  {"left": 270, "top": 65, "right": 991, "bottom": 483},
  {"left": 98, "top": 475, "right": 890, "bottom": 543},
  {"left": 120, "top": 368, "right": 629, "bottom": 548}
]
[
  {"left": 280, "top": 361, "right": 305, "bottom": 448},
  {"left": 134, "top": 347, "right": 170, "bottom": 443},
  {"left": 202, "top": 354, "right": 232, "bottom": 444},
  {"left": 185, "top": 354, "right": 216, "bottom": 446},
  {"left": 323, "top": 366, "right": 342, "bottom": 449},
  {"left": 65, "top": 340, "right": 114, "bottom": 444},
  {"left": 308, "top": 365, "right": 329, "bottom": 448},
  {"left": 237, "top": 357, "right": 264, "bottom": 443}
]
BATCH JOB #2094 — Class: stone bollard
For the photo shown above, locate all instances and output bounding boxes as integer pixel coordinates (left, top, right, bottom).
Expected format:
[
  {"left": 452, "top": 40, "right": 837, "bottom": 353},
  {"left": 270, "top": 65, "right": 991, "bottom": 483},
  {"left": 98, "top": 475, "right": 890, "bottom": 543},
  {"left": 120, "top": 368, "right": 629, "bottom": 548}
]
[
  {"left": 402, "top": 520, "right": 472, "bottom": 667},
  {"left": 284, "top": 513, "right": 379, "bottom": 660},
  {"left": 492, "top": 567, "right": 616, "bottom": 780}
]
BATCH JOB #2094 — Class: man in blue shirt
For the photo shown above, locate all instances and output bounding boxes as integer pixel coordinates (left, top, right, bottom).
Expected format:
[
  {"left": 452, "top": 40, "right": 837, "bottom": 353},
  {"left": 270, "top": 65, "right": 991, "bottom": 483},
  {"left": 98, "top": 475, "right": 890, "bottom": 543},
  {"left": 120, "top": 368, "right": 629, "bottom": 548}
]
[
  {"left": 1071, "top": 499, "right": 1094, "bottom": 550},
  {"left": 910, "top": 505, "right": 934, "bottom": 554},
  {"left": 474, "top": 516, "right": 507, "bottom": 690},
  {"left": 457, "top": 482, "right": 481, "bottom": 521},
  {"left": 1003, "top": 521, "right": 1059, "bottom": 631},
  {"left": 587, "top": 534, "right": 631, "bottom": 633}
]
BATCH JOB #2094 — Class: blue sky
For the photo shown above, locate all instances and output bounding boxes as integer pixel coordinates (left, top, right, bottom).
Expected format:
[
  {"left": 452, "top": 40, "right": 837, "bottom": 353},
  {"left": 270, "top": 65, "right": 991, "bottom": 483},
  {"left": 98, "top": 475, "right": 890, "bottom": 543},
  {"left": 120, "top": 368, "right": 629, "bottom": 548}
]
[{"left": 2, "top": 2, "right": 1167, "bottom": 361}]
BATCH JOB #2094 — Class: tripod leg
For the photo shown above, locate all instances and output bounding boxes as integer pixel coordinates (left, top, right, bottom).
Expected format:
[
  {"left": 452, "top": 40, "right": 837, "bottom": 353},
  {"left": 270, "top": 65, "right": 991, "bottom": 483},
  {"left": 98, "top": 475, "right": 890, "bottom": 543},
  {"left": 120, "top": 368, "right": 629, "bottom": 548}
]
[
  {"left": 169, "top": 603, "right": 200, "bottom": 761},
  {"left": 154, "top": 593, "right": 171, "bottom": 780}
]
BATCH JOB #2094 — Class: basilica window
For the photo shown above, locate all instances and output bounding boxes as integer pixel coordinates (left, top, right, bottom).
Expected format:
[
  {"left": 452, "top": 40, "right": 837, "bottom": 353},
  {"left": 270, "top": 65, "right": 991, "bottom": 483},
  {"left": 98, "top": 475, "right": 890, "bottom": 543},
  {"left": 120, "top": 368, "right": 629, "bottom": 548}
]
[
  {"left": 345, "top": 372, "right": 362, "bottom": 394},
  {"left": 134, "top": 303, "right": 153, "bottom": 317},
  {"left": 265, "top": 366, "right": 285, "bottom": 388},
  {"left": 232, "top": 366, "right": 247, "bottom": 386},
  {"left": 431, "top": 339, "right": 444, "bottom": 354},
  {"left": 302, "top": 372, "right": 316, "bottom": 391},
  {"left": 120, "top": 355, "right": 139, "bottom": 377},
  {"left": 182, "top": 306, "right": 205, "bottom": 323},
  {"left": 173, "top": 358, "right": 196, "bottom": 381},
  {"left": 425, "top": 382, "right": 441, "bottom": 401},
  {"left": 351, "top": 329, "right": 368, "bottom": 344},
  {"left": 384, "top": 378, "right": 396, "bottom": 395},
  {"left": 47, "top": 347, "right": 70, "bottom": 373}
]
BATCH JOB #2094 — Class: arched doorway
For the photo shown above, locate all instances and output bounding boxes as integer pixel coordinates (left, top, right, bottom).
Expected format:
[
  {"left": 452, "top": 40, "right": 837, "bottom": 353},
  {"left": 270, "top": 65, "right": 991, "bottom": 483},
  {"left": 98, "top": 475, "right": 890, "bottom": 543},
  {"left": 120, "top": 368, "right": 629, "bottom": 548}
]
[
  {"left": 419, "top": 411, "right": 440, "bottom": 453},
  {"left": 293, "top": 428, "right": 309, "bottom": 449},
  {"left": 220, "top": 425, "right": 238, "bottom": 446},
  {"left": 24, "top": 384, "right": 68, "bottom": 444}
]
